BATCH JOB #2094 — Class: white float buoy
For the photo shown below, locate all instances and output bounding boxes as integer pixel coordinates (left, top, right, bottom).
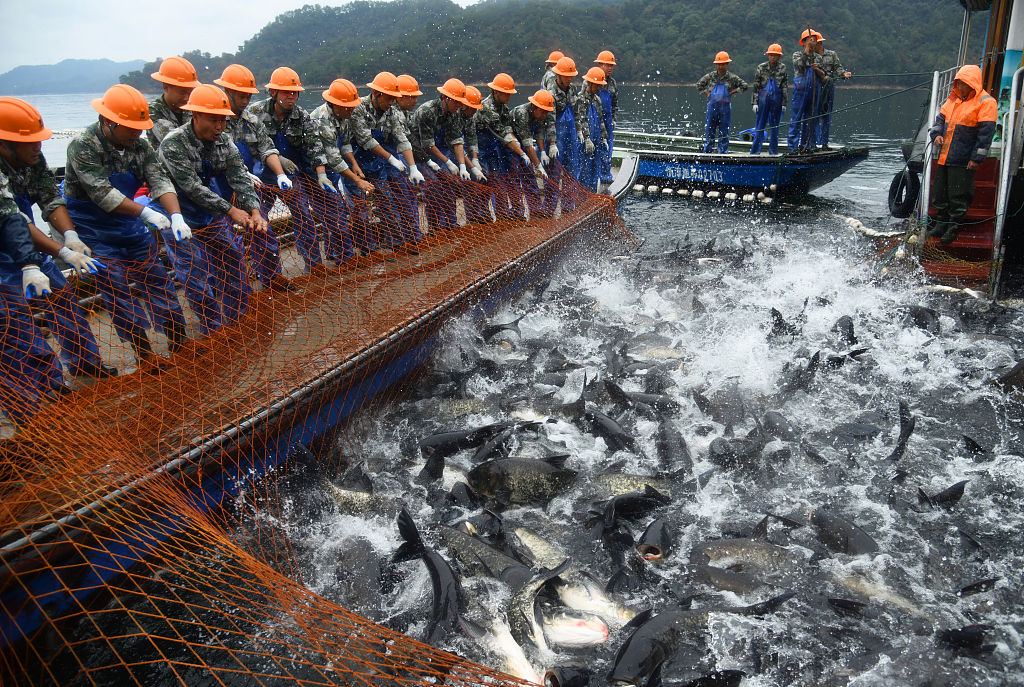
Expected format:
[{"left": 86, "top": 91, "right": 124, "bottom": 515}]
[
  {"left": 760, "top": 196, "right": 773, "bottom": 204},
  {"left": 662, "top": 187, "right": 674, "bottom": 195},
  {"left": 742, "top": 194, "right": 755, "bottom": 202},
  {"left": 724, "top": 192, "right": 737, "bottom": 201},
  {"left": 707, "top": 190, "right": 720, "bottom": 199},
  {"left": 632, "top": 184, "right": 644, "bottom": 194},
  {"left": 769, "top": 184, "right": 777, "bottom": 192},
  {"left": 676, "top": 188, "right": 690, "bottom": 196},
  {"left": 691, "top": 190, "right": 705, "bottom": 198},
  {"left": 647, "top": 185, "right": 659, "bottom": 194},
  {"left": 757, "top": 192, "right": 766, "bottom": 200}
]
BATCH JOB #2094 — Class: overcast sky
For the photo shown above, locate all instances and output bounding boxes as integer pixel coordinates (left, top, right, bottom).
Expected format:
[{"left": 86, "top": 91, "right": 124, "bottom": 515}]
[{"left": 1, "top": 0, "right": 478, "bottom": 74}]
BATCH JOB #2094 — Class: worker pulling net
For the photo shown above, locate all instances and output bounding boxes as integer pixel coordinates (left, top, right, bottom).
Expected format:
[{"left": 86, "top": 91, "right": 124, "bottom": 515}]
[{"left": 0, "top": 147, "right": 623, "bottom": 685}]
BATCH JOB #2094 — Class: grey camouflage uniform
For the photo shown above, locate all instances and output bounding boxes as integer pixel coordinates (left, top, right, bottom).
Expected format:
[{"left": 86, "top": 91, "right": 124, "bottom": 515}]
[
  {"left": 793, "top": 49, "right": 816, "bottom": 77},
  {"left": 472, "top": 94, "right": 517, "bottom": 147},
  {"left": 0, "top": 153, "right": 65, "bottom": 221},
  {"left": 696, "top": 71, "right": 749, "bottom": 96},
  {"left": 541, "top": 68, "right": 559, "bottom": 93},
  {"left": 223, "top": 110, "right": 279, "bottom": 170},
  {"left": 751, "top": 61, "right": 789, "bottom": 106},
  {"left": 578, "top": 86, "right": 608, "bottom": 140},
  {"left": 460, "top": 111, "right": 478, "bottom": 155},
  {"left": 546, "top": 82, "right": 588, "bottom": 139},
  {"left": 601, "top": 75, "right": 619, "bottom": 119},
  {"left": 509, "top": 102, "right": 555, "bottom": 150},
  {"left": 64, "top": 122, "right": 174, "bottom": 212},
  {"left": 408, "top": 98, "right": 464, "bottom": 159},
  {"left": 310, "top": 102, "right": 353, "bottom": 174},
  {"left": 147, "top": 95, "right": 191, "bottom": 148},
  {"left": 159, "top": 123, "right": 260, "bottom": 218},
  {"left": 245, "top": 97, "right": 328, "bottom": 171},
  {"left": 349, "top": 95, "right": 412, "bottom": 154},
  {"left": 816, "top": 49, "right": 846, "bottom": 81}
]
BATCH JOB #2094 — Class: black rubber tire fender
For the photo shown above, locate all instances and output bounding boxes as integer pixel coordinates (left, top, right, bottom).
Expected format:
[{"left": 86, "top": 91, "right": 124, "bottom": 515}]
[{"left": 888, "top": 169, "right": 920, "bottom": 219}]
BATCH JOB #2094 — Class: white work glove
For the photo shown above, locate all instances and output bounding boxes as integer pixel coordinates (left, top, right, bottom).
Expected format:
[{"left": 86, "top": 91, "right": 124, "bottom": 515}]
[
  {"left": 61, "top": 230, "right": 92, "bottom": 256},
  {"left": 548, "top": 143, "right": 559, "bottom": 160},
  {"left": 170, "top": 212, "right": 192, "bottom": 242},
  {"left": 278, "top": 156, "right": 299, "bottom": 174},
  {"left": 753, "top": 104, "right": 759, "bottom": 113},
  {"left": 58, "top": 246, "right": 105, "bottom": 275},
  {"left": 578, "top": 131, "right": 585, "bottom": 144},
  {"left": 317, "top": 172, "right": 337, "bottom": 194},
  {"left": 426, "top": 159, "right": 441, "bottom": 172},
  {"left": 139, "top": 205, "right": 170, "bottom": 231},
  {"left": 247, "top": 171, "right": 263, "bottom": 187},
  {"left": 540, "top": 150, "right": 550, "bottom": 166},
  {"left": 387, "top": 155, "right": 407, "bottom": 173},
  {"left": 444, "top": 159, "right": 459, "bottom": 174},
  {"left": 21, "top": 265, "right": 51, "bottom": 299},
  {"left": 407, "top": 164, "right": 425, "bottom": 185},
  {"left": 458, "top": 163, "right": 471, "bottom": 181},
  {"left": 584, "top": 138, "right": 595, "bottom": 155},
  {"left": 782, "top": 106, "right": 787, "bottom": 114},
  {"left": 537, "top": 165, "right": 549, "bottom": 180},
  {"left": 470, "top": 165, "right": 486, "bottom": 182},
  {"left": 276, "top": 174, "right": 293, "bottom": 191},
  {"left": 520, "top": 153, "right": 532, "bottom": 166}
]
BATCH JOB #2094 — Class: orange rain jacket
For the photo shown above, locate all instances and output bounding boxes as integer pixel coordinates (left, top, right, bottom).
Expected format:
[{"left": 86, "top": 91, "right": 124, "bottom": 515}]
[{"left": 929, "top": 64, "right": 997, "bottom": 167}]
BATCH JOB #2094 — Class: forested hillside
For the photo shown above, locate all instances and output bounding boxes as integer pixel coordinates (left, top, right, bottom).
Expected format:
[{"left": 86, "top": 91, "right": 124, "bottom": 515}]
[{"left": 121, "top": 0, "right": 979, "bottom": 89}]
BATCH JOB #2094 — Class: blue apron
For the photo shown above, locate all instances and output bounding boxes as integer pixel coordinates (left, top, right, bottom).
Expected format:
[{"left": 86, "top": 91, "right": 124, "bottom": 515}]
[
  {"left": 554, "top": 94, "right": 580, "bottom": 179},
  {"left": 788, "top": 70, "right": 815, "bottom": 150},
  {"left": 751, "top": 77, "right": 784, "bottom": 156},
  {"left": 598, "top": 87, "right": 614, "bottom": 183},
  {"left": 352, "top": 128, "right": 419, "bottom": 246},
  {"left": 704, "top": 82, "right": 732, "bottom": 154},
  {"left": 579, "top": 97, "right": 603, "bottom": 191}
]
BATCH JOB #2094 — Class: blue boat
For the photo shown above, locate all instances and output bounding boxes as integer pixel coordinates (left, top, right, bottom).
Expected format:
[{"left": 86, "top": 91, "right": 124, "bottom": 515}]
[{"left": 614, "top": 129, "right": 869, "bottom": 195}]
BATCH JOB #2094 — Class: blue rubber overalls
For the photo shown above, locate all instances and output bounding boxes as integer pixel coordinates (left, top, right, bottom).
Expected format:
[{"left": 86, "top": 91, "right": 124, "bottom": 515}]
[
  {"left": 0, "top": 212, "right": 65, "bottom": 424},
  {"left": 63, "top": 149, "right": 186, "bottom": 350},
  {"left": 477, "top": 124, "right": 523, "bottom": 222},
  {"left": 751, "top": 76, "right": 784, "bottom": 155},
  {"left": 230, "top": 119, "right": 286, "bottom": 284},
  {"left": 428, "top": 126, "right": 461, "bottom": 233},
  {"left": 578, "top": 94, "right": 603, "bottom": 192},
  {"left": 149, "top": 160, "right": 248, "bottom": 335},
  {"left": 320, "top": 125, "right": 356, "bottom": 261},
  {"left": 11, "top": 192, "right": 105, "bottom": 377},
  {"left": 598, "top": 85, "right": 614, "bottom": 185},
  {"left": 704, "top": 82, "right": 732, "bottom": 154},
  {"left": 552, "top": 88, "right": 581, "bottom": 213},
  {"left": 788, "top": 69, "right": 817, "bottom": 151},
  {"left": 352, "top": 127, "right": 421, "bottom": 249}
]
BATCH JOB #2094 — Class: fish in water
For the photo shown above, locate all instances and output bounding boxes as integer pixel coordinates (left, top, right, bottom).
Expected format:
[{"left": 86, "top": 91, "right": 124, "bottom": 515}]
[
  {"left": 810, "top": 508, "right": 879, "bottom": 555},
  {"left": 655, "top": 416, "right": 694, "bottom": 474},
  {"left": 887, "top": 399, "right": 915, "bottom": 461},
  {"left": 779, "top": 351, "right": 820, "bottom": 394},
  {"left": 541, "top": 608, "right": 610, "bottom": 648},
  {"left": 508, "top": 559, "right": 572, "bottom": 653},
  {"left": 551, "top": 571, "right": 638, "bottom": 629},
  {"left": 918, "top": 480, "right": 968, "bottom": 509},
  {"left": 419, "top": 421, "right": 522, "bottom": 460},
  {"left": 762, "top": 410, "right": 799, "bottom": 441},
  {"left": 605, "top": 379, "right": 680, "bottom": 412},
  {"left": 832, "top": 315, "right": 858, "bottom": 346},
  {"left": 901, "top": 305, "right": 941, "bottom": 334},
  {"left": 768, "top": 307, "right": 800, "bottom": 338},
  {"left": 468, "top": 455, "right": 577, "bottom": 506},
  {"left": 689, "top": 538, "right": 801, "bottom": 573},
  {"left": 481, "top": 314, "right": 525, "bottom": 343},
  {"left": 578, "top": 404, "right": 639, "bottom": 453},
  {"left": 636, "top": 517, "right": 674, "bottom": 562},
  {"left": 459, "top": 605, "right": 543, "bottom": 683}
]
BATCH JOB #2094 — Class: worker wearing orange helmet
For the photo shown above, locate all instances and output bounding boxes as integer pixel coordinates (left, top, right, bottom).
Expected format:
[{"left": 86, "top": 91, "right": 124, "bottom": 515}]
[
  {"left": 546, "top": 56, "right": 588, "bottom": 211},
  {"left": 458, "top": 86, "right": 492, "bottom": 224},
  {"left": 594, "top": 50, "right": 618, "bottom": 192},
  {"left": 247, "top": 66, "right": 338, "bottom": 273},
  {"left": 695, "top": 51, "right": 748, "bottom": 153},
  {"left": 788, "top": 29, "right": 821, "bottom": 152},
  {"left": 396, "top": 74, "right": 423, "bottom": 124},
  {"left": 0, "top": 97, "right": 117, "bottom": 390},
  {"left": 63, "top": 84, "right": 189, "bottom": 369},
  {"left": 578, "top": 67, "right": 610, "bottom": 193},
  {"left": 214, "top": 64, "right": 294, "bottom": 293},
  {"left": 147, "top": 56, "right": 201, "bottom": 148},
  {"left": 542, "top": 51, "right": 565, "bottom": 92},
  {"left": 474, "top": 72, "right": 533, "bottom": 221},
  {"left": 312, "top": 78, "right": 378, "bottom": 257},
  {"left": 150, "top": 85, "right": 267, "bottom": 334},
  {"left": 509, "top": 90, "right": 557, "bottom": 217},
  {"left": 813, "top": 31, "right": 852, "bottom": 150},
  {"left": 750, "top": 43, "right": 788, "bottom": 155}
]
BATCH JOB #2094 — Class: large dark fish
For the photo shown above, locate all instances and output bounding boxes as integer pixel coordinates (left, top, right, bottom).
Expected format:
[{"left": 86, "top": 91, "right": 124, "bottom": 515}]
[
  {"left": 779, "top": 351, "right": 821, "bottom": 394},
  {"left": 655, "top": 417, "right": 694, "bottom": 474},
  {"left": 762, "top": 410, "right": 799, "bottom": 441},
  {"left": 887, "top": 399, "right": 916, "bottom": 461},
  {"left": 508, "top": 559, "right": 572, "bottom": 652},
  {"left": 637, "top": 517, "right": 674, "bottom": 562},
  {"left": 690, "top": 538, "right": 801, "bottom": 573},
  {"left": 606, "top": 593, "right": 795, "bottom": 686},
  {"left": 393, "top": 508, "right": 464, "bottom": 645},
  {"left": 918, "top": 480, "right": 968, "bottom": 509},
  {"left": 809, "top": 508, "right": 879, "bottom": 555},
  {"left": 435, "top": 525, "right": 532, "bottom": 588},
  {"left": 419, "top": 422, "right": 518, "bottom": 460},
  {"left": 481, "top": 315, "right": 524, "bottom": 342},
  {"left": 579, "top": 404, "right": 638, "bottom": 453},
  {"left": 832, "top": 315, "right": 858, "bottom": 346},
  {"left": 606, "top": 379, "right": 680, "bottom": 412},
  {"left": 468, "top": 455, "right": 577, "bottom": 506}
]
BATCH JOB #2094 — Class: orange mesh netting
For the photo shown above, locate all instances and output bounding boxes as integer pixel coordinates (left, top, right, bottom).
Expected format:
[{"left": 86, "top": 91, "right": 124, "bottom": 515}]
[{"left": 0, "top": 164, "right": 624, "bottom": 685}]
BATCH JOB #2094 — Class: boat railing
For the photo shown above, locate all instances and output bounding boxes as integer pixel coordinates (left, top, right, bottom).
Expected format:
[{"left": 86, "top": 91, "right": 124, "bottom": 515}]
[
  {"left": 988, "top": 65, "right": 1024, "bottom": 297},
  {"left": 917, "top": 66, "right": 961, "bottom": 257}
]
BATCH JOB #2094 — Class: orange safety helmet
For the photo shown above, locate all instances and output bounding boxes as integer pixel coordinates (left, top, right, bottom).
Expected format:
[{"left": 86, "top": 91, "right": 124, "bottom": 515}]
[
  {"left": 265, "top": 67, "right": 305, "bottom": 91},
  {"left": 799, "top": 29, "right": 818, "bottom": 45},
  {"left": 488, "top": 73, "right": 517, "bottom": 94},
  {"left": 528, "top": 89, "right": 555, "bottom": 112},
  {"left": 323, "top": 78, "right": 361, "bottom": 107},
  {"left": 214, "top": 64, "right": 259, "bottom": 94},
  {"left": 814, "top": 31, "right": 825, "bottom": 42},
  {"left": 150, "top": 56, "right": 201, "bottom": 88},
  {"left": 545, "top": 50, "right": 565, "bottom": 65},
  {"left": 583, "top": 66, "right": 608, "bottom": 85},
  {"left": 463, "top": 85, "right": 483, "bottom": 110},
  {"left": 713, "top": 51, "right": 732, "bottom": 64},
  {"left": 0, "top": 97, "right": 52, "bottom": 142},
  {"left": 437, "top": 78, "right": 468, "bottom": 103},
  {"left": 397, "top": 74, "right": 423, "bottom": 96},
  {"left": 765, "top": 43, "right": 784, "bottom": 56},
  {"left": 180, "top": 84, "right": 235, "bottom": 116},
  {"left": 594, "top": 50, "right": 617, "bottom": 65},
  {"left": 552, "top": 57, "right": 578, "bottom": 77},
  {"left": 367, "top": 71, "right": 402, "bottom": 97},
  {"left": 91, "top": 84, "right": 153, "bottom": 130}
]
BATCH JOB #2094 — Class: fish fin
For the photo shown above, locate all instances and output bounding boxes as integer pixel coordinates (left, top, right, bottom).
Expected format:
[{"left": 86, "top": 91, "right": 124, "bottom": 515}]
[
  {"left": 647, "top": 661, "right": 665, "bottom": 687},
  {"left": 742, "top": 590, "right": 796, "bottom": 616},
  {"left": 962, "top": 435, "right": 987, "bottom": 455},
  {"left": 827, "top": 597, "right": 868, "bottom": 615},
  {"left": 494, "top": 489, "right": 514, "bottom": 508},
  {"left": 620, "top": 608, "right": 655, "bottom": 631},
  {"left": 417, "top": 452, "right": 445, "bottom": 483},
  {"left": 396, "top": 507, "right": 423, "bottom": 551},
  {"left": 917, "top": 487, "right": 933, "bottom": 508},
  {"left": 750, "top": 514, "right": 771, "bottom": 540},
  {"left": 766, "top": 511, "right": 804, "bottom": 528},
  {"left": 599, "top": 458, "right": 629, "bottom": 475},
  {"left": 391, "top": 542, "right": 421, "bottom": 564},
  {"left": 602, "top": 499, "right": 618, "bottom": 530},
  {"left": 543, "top": 453, "right": 571, "bottom": 469}
]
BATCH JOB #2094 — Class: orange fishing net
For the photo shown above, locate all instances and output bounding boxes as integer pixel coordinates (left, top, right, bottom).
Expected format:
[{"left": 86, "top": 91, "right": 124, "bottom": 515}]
[{"left": 0, "top": 165, "right": 624, "bottom": 685}]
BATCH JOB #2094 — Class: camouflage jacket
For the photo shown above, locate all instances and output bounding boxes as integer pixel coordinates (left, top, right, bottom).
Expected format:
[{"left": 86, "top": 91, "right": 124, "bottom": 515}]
[
  {"left": 64, "top": 122, "right": 174, "bottom": 212},
  {"left": 578, "top": 87, "right": 608, "bottom": 139},
  {"left": 696, "top": 71, "right": 749, "bottom": 96},
  {"left": 159, "top": 123, "right": 259, "bottom": 217},
  {"left": 349, "top": 95, "right": 412, "bottom": 154},
  {"left": 547, "top": 83, "right": 588, "bottom": 138},
  {"left": 816, "top": 50, "right": 846, "bottom": 81},
  {"left": 751, "top": 61, "right": 789, "bottom": 106},
  {"left": 473, "top": 94, "right": 517, "bottom": 146},
  {"left": 408, "top": 98, "right": 465, "bottom": 155},
  {"left": 147, "top": 95, "right": 191, "bottom": 148},
  {"left": 793, "top": 49, "right": 816, "bottom": 78},
  {"left": 460, "top": 111, "right": 478, "bottom": 155},
  {"left": 246, "top": 97, "right": 328, "bottom": 170},
  {"left": 509, "top": 102, "right": 556, "bottom": 150},
  {"left": 541, "top": 68, "right": 559, "bottom": 93},
  {"left": 0, "top": 170, "right": 36, "bottom": 266},
  {"left": 601, "top": 75, "right": 619, "bottom": 119},
  {"left": 0, "top": 153, "right": 64, "bottom": 221},
  {"left": 224, "top": 110, "right": 279, "bottom": 168},
  {"left": 310, "top": 102, "right": 353, "bottom": 174}
]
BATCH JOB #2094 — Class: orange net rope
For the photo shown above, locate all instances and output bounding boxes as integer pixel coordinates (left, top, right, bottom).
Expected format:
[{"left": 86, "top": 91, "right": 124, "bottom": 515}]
[{"left": 0, "top": 165, "right": 624, "bottom": 685}]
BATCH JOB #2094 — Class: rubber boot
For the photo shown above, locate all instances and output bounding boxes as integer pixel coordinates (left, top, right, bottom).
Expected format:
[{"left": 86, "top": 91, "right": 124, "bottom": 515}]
[
  {"left": 132, "top": 335, "right": 169, "bottom": 374},
  {"left": 927, "top": 221, "right": 948, "bottom": 238},
  {"left": 940, "top": 224, "right": 960, "bottom": 245}
]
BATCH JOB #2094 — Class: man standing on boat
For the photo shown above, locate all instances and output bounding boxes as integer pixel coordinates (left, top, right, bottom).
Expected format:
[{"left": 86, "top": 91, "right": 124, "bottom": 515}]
[
  {"left": 928, "top": 64, "right": 997, "bottom": 245},
  {"left": 214, "top": 64, "right": 295, "bottom": 292},
  {"left": 813, "top": 32, "right": 851, "bottom": 151},
  {"left": 547, "top": 56, "right": 587, "bottom": 211},
  {"left": 578, "top": 67, "right": 608, "bottom": 192},
  {"left": 696, "top": 52, "right": 748, "bottom": 154},
  {"left": 593, "top": 51, "right": 618, "bottom": 193},
  {"left": 509, "top": 89, "right": 556, "bottom": 217},
  {"left": 475, "top": 72, "right": 531, "bottom": 221},
  {"left": 460, "top": 86, "right": 492, "bottom": 224},
  {"left": 63, "top": 84, "right": 189, "bottom": 369},
  {"left": 788, "top": 30, "right": 820, "bottom": 152},
  {"left": 750, "top": 44, "right": 788, "bottom": 155},
  {"left": 147, "top": 56, "right": 201, "bottom": 148},
  {"left": 542, "top": 51, "right": 565, "bottom": 92}
]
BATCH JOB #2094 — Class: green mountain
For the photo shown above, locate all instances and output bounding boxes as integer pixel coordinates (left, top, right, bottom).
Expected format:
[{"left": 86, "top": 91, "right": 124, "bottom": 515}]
[
  {"left": 0, "top": 58, "right": 146, "bottom": 94},
  {"left": 120, "top": 0, "right": 977, "bottom": 89}
]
